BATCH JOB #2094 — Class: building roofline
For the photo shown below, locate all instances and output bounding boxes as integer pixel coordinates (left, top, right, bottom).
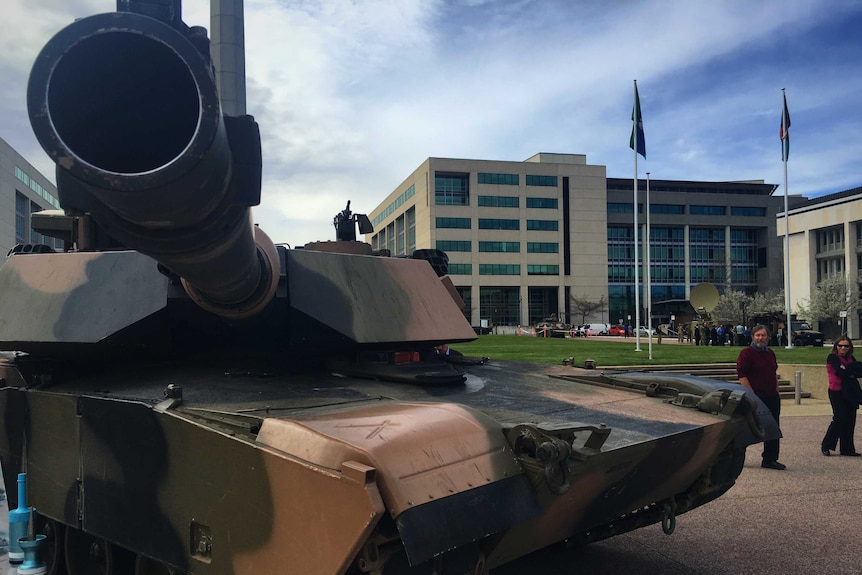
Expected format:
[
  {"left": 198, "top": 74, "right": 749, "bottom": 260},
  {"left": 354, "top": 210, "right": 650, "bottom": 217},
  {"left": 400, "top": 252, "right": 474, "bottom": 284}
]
[
  {"left": 784, "top": 185, "right": 862, "bottom": 216},
  {"left": 606, "top": 177, "right": 777, "bottom": 196}
]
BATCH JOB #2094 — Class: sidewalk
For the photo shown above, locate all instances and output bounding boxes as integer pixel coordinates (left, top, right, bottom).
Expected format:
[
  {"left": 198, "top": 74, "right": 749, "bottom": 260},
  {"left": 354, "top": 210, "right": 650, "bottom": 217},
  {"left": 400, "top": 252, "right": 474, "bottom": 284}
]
[{"left": 781, "top": 396, "right": 833, "bottom": 417}]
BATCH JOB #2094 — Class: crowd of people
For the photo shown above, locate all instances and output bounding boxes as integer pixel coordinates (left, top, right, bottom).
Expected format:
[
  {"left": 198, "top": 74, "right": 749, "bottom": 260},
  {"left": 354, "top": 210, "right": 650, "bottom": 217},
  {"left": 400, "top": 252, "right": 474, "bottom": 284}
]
[{"left": 681, "top": 323, "right": 751, "bottom": 346}]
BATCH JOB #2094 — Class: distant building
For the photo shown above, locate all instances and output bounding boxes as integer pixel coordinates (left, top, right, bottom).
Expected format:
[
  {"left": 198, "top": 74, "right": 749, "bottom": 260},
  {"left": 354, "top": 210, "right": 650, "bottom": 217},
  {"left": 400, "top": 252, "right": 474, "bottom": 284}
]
[
  {"left": 0, "top": 135, "right": 61, "bottom": 256},
  {"left": 780, "top": 186, "right": 862, "bottom": 338},
  {"left": 367, "top": 153, "right": 787, "bottom": 328}
]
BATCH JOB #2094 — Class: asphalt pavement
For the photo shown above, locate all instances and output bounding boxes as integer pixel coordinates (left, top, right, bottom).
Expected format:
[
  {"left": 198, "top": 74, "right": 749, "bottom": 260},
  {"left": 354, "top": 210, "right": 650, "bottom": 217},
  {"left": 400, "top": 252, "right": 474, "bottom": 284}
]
[{"left": 493, "top": 399, "right": 862, "bottom": 575}]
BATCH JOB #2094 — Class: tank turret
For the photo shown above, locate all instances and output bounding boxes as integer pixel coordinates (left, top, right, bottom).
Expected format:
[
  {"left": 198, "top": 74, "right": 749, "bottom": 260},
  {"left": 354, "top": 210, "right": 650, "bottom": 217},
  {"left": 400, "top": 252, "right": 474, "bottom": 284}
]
[{"left": 1, "top": 3, "right": 777, "bottom": 575}]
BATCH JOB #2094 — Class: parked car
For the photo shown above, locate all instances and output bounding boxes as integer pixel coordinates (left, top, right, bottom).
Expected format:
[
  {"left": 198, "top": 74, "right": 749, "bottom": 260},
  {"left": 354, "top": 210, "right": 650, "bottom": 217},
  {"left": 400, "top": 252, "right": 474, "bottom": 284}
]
[
  {"left": 579, "top": 323, "right": 610, "bottom": 336},
  {"left": 637, "top": 326, "right": 657, "bottom": 336},
  {"left": 608, "top": 324, "right": 626, "bottom": 336}
]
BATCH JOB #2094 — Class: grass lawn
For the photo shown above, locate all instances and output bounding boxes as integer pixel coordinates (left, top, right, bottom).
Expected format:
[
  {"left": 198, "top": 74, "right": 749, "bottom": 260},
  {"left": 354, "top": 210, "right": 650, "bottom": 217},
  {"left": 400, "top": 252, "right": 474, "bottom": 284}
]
[{"left": 454, "top": 335, "right": 828, "bottom": 367}]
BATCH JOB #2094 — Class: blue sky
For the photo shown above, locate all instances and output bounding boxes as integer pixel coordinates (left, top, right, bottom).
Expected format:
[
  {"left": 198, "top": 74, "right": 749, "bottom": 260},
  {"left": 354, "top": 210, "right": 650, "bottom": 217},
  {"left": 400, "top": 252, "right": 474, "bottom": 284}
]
[{"left": 2, "top": 0, "right": 861, "bottom": 247}]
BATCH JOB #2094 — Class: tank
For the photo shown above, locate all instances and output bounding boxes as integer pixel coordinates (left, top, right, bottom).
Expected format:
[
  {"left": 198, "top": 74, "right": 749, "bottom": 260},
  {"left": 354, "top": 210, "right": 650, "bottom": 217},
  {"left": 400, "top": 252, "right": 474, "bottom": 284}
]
[{"left": 1, "top": 3, "right": 779, "bottom": 575}]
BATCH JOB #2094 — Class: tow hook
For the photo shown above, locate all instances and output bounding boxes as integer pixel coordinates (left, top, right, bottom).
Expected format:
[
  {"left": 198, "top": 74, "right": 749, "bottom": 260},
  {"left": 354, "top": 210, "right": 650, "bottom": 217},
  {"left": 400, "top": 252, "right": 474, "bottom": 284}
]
[{"left": 660, "top": 497, "right": 677, "bottom": 535}]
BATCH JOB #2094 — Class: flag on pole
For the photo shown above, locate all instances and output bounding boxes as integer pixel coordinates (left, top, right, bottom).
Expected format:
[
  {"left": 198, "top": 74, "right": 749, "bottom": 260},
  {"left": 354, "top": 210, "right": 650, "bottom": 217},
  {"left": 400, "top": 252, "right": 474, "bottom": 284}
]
[
  {"left": 630, "top": 82, "right": 646, "bottom": 158},
  {"left": 780, "top": 92, "right": 791, "bottom": 161}
]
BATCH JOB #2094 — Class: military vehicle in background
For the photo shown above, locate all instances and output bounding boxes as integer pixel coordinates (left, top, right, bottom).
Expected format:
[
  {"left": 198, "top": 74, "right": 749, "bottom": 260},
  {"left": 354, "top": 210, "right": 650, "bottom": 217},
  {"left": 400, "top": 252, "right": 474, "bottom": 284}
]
[
  {"left": 534, "top": 316, "right": 570, "bottom": 338},
  {"left": 1, "top": 3, "right": 779, "bottom": 574},
  {"left": 790, "top": 321, "right": 825, "bottom": 347}
]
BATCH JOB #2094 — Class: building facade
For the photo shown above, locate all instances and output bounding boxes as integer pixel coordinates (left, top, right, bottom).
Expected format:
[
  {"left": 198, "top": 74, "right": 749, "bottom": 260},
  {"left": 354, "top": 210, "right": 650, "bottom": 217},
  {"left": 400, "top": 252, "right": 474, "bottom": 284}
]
[
  {"left": 368, "top": 153, "right": 786, "bottom": 329},
  {"left": 780, "top": 186, "right": 862, "bottom": 339},
  {"left": 0, "top": 136, "right": 61, "bottom": 257},
  {"left": 606, "top": 176, "right": 786, "bottom": 326}
]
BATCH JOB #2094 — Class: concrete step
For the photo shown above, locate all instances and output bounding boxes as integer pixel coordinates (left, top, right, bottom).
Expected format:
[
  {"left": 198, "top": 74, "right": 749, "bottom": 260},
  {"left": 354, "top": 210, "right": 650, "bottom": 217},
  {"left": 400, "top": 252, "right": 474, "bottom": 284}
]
[{"left": 780, "top": 391, "right": 812, "bottom": 399}]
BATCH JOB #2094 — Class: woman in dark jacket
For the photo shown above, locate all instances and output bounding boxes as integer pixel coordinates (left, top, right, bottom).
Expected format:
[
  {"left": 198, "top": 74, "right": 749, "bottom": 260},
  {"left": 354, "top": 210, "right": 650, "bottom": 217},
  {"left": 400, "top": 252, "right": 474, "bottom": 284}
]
[{"left": 820, "top": 336, "right": 862, "bottom": 456}]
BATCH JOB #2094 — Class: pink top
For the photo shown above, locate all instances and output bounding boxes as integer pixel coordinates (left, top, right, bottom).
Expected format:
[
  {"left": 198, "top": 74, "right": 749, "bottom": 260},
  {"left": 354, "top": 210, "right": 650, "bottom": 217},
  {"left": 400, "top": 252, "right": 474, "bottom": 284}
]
[{"left": 827, "top": 353, "right": 854, "bottom": 391}]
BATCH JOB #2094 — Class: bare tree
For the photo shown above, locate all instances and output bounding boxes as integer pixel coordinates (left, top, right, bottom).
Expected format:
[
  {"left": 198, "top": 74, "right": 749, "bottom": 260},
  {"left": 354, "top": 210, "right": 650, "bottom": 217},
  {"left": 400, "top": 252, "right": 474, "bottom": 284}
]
[{"left": 570, "top": 294, "right": 606, "bottom": 325}]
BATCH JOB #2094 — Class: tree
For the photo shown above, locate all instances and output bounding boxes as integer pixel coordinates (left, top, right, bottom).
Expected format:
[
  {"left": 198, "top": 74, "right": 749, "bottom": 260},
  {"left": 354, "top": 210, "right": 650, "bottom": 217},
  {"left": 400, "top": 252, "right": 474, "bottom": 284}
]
[
  {"left": 711, "top": 290, "right": 752, "bottom": 324},
  {"left": 799, "top": 276, "right": 857, "bottom": 324},
  {"left": 570, "top": 294, "right": 606, "bottom": 325},
  {"left": 750, "top": 289, "right": 785, "bottom": 317}
]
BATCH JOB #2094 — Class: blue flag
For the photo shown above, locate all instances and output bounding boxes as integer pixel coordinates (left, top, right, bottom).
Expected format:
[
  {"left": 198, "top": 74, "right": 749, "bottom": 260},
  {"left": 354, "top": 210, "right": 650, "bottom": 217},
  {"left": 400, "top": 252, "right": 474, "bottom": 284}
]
[{"left": 630, "top": 82, "right": 646, "bottom": 158}]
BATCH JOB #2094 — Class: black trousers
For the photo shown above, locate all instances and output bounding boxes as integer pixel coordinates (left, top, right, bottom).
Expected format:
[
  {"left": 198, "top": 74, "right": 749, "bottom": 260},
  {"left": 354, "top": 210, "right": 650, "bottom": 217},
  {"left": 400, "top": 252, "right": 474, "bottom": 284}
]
[
  {"left": 759, "top": 394, "right": 781, "bottom": 463},
  {"left": 821, "top": 389, "right": 857, "bottom": 454}
]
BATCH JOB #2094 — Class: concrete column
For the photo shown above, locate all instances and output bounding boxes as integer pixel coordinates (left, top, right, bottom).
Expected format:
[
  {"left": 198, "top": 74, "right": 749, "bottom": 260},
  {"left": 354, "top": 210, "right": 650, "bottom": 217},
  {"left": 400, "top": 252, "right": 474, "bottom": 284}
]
[
  {"left": 684, "top": 224, "right": 691, "bottom": 298},
  {"left": 725, "top": 225, "right": 732, "bottom": 289},
  {"left": 845, "top": 221, "right": 858, "bottom": 338}
]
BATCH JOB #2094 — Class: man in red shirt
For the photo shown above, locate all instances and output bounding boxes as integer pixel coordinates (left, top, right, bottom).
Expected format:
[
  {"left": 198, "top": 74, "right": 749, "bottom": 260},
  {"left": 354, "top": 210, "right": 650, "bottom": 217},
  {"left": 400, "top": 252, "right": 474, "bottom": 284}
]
[{"left": 736, "top": 324, "right": 785, "bottom": 470}]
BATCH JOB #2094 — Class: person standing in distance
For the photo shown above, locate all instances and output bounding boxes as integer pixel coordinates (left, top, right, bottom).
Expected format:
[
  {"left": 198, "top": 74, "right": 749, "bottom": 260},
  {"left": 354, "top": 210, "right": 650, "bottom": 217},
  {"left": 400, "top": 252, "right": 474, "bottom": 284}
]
[
  {"left": 737, "top": 324, "right": 785, "bottom": 470},
  {"left": 820, "top": 336, "right": 862, "bottom": 457}
]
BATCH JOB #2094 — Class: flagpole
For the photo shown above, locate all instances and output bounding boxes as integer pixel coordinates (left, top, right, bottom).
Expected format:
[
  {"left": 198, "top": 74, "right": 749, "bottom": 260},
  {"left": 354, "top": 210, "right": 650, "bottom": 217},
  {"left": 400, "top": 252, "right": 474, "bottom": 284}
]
[
  {"left": 782, "top": 88, "right": 793, "bottom": 349},
  {"left": 647, "top": 172, "right": 652, "bottom": 359},
  {"left": 633, "top": 80, "right": 641, "bottom": 351}
]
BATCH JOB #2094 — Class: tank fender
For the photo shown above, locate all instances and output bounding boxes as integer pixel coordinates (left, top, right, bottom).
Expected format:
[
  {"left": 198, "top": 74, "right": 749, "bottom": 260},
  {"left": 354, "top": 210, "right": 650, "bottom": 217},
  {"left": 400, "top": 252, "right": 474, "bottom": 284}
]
[{"left": 256, "top": 401, "right": 543, "bottom": 565}]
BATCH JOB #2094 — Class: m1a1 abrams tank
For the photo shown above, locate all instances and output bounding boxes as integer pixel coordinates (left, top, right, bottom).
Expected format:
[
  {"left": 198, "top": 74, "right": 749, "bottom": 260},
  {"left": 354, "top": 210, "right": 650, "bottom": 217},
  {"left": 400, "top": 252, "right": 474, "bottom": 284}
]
[{"left": 1, "top": 2, "right": 779, "bottom": 574}]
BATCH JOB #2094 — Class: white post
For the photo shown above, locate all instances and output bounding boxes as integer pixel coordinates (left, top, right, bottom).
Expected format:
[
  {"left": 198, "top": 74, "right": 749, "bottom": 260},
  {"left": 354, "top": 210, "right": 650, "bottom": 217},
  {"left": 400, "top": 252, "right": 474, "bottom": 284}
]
[
  {"left": 647, "top": 172, "right": 652, "bottom": 360},
  {"left": 633, "top": 80, "right": 641, "bottom": 351},
  {"left": 782, "top": 88, "right": 793, "bottom": 349}
]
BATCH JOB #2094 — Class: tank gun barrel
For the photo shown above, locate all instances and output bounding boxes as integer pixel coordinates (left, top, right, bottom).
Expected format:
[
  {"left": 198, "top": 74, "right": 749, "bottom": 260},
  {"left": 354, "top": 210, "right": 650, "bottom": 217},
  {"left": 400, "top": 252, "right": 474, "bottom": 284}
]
[{"left": 26, "top": 9, "right": 278, "bottom": 319}]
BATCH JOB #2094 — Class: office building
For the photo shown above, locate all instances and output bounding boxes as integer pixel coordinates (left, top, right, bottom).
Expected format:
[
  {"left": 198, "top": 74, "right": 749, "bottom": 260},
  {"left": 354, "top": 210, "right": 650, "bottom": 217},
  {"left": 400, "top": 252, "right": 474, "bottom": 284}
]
[
  {"left": 367, "top": 153, "right": 787, "bottom": 328},
  {"left": 780, "top": 186, "right": 862, "bottom": 338},
  {"left": 0, "top": 135, "right": 61, "bottom": 257}
]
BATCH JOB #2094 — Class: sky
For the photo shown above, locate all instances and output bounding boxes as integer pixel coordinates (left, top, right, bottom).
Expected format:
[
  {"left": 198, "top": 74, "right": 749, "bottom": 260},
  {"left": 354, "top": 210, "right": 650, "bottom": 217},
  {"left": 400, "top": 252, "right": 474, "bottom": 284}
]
[{"left": 2, "top": 0, "right": 862, "bottom": 247}]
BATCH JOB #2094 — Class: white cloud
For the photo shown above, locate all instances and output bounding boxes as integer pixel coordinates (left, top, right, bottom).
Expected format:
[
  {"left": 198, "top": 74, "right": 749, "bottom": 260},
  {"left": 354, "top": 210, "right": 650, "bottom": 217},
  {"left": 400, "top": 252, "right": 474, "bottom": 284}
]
[{"left": 2, "top": 0, "right": 861, "bottom": 247}]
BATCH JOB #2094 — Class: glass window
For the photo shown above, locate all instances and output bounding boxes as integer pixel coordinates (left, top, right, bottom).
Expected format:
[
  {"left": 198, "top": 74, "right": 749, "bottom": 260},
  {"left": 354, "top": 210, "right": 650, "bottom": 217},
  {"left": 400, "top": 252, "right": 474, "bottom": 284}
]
[
  {"left": 525, "top": 175, "right": 558, "bottom": 187},
  {"left": 649, "top": 204, "right": 684, "bottom": 215},
  {"left": 387, "top": 222, "right": 395, "bottom": 253},
  {"left": 435, "top": 174, "right": 469, "bottom": 205},
  {"left": 527, "top": 242, "right": 559, "bottom": 253},
  {"left": 436, "top": 217, "right": 471, "bottom": 229},
  {"left": 15, "top": 166, "right": 60, "bottom": 209},
  {"left": 690, "top": 205, "right": 726, "bottom": 216},
  {"left": 395, "top": 214, "right": 405, "bottom": 255},
  {"left": 526, "top": 220, "right": 558, "bottom": 231},
  {"left": 372, "top": 185, "right": 415, "bottom": 227},
  {"left": 406, "top": 207, "right": 416, "bottom": 253},
  {"left": 608, "top": 202, "right": 641, "bottom": 213},
  {"left": 15, "top": 192, "right": 27, "bottom": 245},
  {"left": 448, "top": 263, "right": 473, "bottom": 275},
  {"left": 30, "top": 202, "right": 42, "bottom": 244},
  {"left": 478, "top": 241, "right": 520, "bottom": 252},
  {"left": 608, "top": 226, "right": 634, "bottom": 239},
  {"left": 436, "top": 240, "right": 472, "bottom": 252},
  {"left": 478, "top": 195, "right": 519, "bottom": 208},
  {"left": 479, "top": 264, "right": 521, "bottom": 275},
  {"left": 456, "top": 286, "right": 471, "bottom": 322},
  {"left": 526, "top": 197, "right": 558, "bottom": 209},
  {"left": 730, "top": 206, "right": 766, "bottom": 217},
  {"left": 478, "top": 173, "right": 518, "bottom": 185},
  {"left": 478, "top": 218, "right": 520, "bottom": 230},
  {"left": 479, "top": 287, "right": 519, "bottom": 325},
  {"left": 527, "top": 264, "right": 559, "bottom": 275}
]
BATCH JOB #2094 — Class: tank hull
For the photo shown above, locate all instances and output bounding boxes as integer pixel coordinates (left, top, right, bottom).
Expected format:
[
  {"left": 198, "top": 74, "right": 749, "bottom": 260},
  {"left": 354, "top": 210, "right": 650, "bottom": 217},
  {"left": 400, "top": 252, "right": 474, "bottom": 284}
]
[{"left": 1, "top": 358, "right": 770, "bottom": 574}]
